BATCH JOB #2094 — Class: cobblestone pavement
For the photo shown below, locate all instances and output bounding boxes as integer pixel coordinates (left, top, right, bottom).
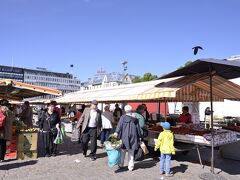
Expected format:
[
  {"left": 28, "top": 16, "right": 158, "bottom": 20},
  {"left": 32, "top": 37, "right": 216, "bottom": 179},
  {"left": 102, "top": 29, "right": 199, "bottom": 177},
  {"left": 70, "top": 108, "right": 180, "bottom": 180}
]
[{"left": 0, "top": 133, "right": 239, "bottom": 180}]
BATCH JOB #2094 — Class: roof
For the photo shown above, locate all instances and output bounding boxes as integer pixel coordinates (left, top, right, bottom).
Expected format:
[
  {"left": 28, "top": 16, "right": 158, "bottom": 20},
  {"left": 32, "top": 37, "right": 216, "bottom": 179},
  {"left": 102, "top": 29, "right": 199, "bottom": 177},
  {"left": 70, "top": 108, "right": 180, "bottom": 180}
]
[
  {"left": 160, "top": 58, "right": 240, "bottom": 80},
  {"left": 87, "top": 72, "right": 135, "bottom": 86},
  {"left": 51, "top": 74, "right": 240, "bottom": 104},
  {"left": 0, "top": 79, "right": 62, "bottom": 100}
]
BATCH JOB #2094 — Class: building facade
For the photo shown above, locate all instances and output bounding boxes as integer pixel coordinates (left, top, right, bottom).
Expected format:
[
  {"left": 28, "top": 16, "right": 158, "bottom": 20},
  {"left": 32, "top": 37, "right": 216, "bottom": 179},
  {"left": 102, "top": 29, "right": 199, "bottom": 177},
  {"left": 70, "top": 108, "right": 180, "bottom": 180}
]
[
  {"left": 0, "top": 65, "right": 81, "bottom": 94},
  {"left": 0, "top": 65, "right": 24, "bottom": 82},
  {"left": 81, "top": 70, "right": 135, "bottom": 90}
]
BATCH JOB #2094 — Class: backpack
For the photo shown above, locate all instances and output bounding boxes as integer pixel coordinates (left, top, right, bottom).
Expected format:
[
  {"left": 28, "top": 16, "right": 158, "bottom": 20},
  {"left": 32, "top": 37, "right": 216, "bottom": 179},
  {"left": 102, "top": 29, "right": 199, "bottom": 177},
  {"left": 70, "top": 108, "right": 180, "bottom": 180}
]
[{"left": 0, "top": 110, "right": 6, "bottom": 130}]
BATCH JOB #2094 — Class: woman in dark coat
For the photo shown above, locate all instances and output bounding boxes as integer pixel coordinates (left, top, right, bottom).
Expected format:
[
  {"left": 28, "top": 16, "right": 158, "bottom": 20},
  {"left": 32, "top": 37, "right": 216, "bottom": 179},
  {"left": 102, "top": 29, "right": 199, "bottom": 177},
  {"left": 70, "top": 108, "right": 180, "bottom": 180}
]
[
  {"left": 114, "top": 105, "right": 142, "bottom": 171},
  {"left": 39, "top": 102, "right": 60, "bottom": 157}
]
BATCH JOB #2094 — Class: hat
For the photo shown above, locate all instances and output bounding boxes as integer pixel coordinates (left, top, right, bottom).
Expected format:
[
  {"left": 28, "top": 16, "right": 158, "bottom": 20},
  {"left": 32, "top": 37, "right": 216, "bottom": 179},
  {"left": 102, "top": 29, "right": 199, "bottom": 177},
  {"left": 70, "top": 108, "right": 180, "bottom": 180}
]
[
  {"left": 91, "top": 100, "right": 98, "bottom": 105},
  {"left": 160, "top": 122, "right": 171, "bottom": 130},
  {"left": 124, "top": 105, "right": 132, "bottom": 113}
]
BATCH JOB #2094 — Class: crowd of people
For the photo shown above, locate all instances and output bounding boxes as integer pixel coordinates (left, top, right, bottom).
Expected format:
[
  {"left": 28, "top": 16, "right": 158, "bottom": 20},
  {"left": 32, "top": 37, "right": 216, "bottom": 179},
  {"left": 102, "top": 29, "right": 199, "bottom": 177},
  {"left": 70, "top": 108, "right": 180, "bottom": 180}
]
[
  {"left": 0, "top": 98, "right": 193, "bottom": 177},
  {"left": 0, "top": 99, "right": 35, "bottom": 162}
]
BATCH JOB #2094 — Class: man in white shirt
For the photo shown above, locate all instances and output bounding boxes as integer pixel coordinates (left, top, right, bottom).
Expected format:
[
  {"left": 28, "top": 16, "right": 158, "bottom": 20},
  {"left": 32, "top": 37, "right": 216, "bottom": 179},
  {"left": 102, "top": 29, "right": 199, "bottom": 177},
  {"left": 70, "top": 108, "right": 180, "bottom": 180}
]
[{"left": 77, "top": 100, "right": 102, "bottom": 161}]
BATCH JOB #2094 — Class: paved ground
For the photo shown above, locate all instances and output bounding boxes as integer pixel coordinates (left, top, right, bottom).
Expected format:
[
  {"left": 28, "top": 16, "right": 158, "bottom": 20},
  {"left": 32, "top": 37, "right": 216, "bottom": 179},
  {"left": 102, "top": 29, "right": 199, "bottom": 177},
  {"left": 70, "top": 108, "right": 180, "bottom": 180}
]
[{"left": 0, "top": 133, "right": 239, "bottom": 180}]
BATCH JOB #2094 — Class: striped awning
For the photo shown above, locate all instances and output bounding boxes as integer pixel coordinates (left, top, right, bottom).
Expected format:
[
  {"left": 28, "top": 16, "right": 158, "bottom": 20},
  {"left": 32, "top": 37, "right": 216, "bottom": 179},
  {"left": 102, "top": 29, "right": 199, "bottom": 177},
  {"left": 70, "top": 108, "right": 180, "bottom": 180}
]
[
  {"left": 51, "top": 74, "right": 240, "bottom": 104},
  {"left": 156, "top": 74, "right": 240, "bottom": 101},
  {"left": 54, "top": 78, "right": 179, "bottom": 104},
  {"left": 0, "top": 79, "right": 62, "bottom": 100}
]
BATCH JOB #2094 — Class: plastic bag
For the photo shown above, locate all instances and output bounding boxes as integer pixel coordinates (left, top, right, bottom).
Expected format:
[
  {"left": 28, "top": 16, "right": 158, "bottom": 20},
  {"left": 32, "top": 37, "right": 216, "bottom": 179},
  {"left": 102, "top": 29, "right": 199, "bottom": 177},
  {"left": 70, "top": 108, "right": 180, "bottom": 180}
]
[
  {"left": 71, "top": 129, "right": 80, "bottom": 142},
  {"left": 134, "top": 147, "right": 144, "bottom": 161},
  {"left": 54, "top": 129, "right": 64, "bottom": 144},
  {"left": 106, "top": 149, "right": 121, "bottom": 168},
  {"left": 140, "top": 142, "right": 149, "bottom": 155}
]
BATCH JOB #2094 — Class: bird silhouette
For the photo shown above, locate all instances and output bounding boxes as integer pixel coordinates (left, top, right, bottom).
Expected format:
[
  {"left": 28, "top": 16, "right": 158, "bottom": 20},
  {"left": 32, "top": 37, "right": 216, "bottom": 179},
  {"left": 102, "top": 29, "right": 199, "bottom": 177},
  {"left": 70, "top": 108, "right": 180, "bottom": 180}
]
[{"left": 192, "top": 46, "right": 204, "bottom": 55}]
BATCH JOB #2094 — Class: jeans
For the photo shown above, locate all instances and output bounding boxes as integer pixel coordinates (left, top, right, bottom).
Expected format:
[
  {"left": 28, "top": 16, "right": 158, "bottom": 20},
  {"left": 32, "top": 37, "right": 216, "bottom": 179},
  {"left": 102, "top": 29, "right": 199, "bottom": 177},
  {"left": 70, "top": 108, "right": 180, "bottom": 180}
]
[
  {"left": 120, "top": 149, "right": 135, "bottom": 171},
  {"left": 160, "top": 154, "right": 171, "bottom": 174},
  {"left": 82, "top": 127, "right": 97, "bottom": 157},
  {"left": 100, "top": 129, "right": 111, "bottom": 145}
]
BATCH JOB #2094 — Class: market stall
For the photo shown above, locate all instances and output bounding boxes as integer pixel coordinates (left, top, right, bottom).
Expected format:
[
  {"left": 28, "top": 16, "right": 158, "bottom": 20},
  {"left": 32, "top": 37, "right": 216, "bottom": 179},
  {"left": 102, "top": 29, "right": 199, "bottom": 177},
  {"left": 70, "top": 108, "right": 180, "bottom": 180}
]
[
  {"left": 159, "top": 58, "right": 240, "bottom": 174},
  {"left": 0, "top": 79, "right": 62, "bottom": 160}
]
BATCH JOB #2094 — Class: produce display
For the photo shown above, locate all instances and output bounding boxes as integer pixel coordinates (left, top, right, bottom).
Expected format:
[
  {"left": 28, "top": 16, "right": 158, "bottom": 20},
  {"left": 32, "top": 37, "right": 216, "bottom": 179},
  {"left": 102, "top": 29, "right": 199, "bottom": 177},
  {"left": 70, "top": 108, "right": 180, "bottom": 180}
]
[
  {"left": 148, "top": 124, "right": 211, "bottom": 136},
  {"left": 104, "top": 135, "right": 122, "bottom": 150},
  {"left": 20, "top": 128, "right": 39, "bottom": 133},
  {"left": 222, "top": 125, "right": 240, "bottom": 133}
]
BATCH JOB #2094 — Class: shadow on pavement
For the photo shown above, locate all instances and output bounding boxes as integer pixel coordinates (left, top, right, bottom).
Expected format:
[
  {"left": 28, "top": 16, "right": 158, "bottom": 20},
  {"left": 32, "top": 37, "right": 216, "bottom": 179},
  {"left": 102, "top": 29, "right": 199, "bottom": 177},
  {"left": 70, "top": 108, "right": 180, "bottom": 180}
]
[
  {"left": 115, "top": 158, "right": 158, "bottom": 173},
  {"left": 96, "top": 152, "right": 107, "bottom": 159},
  {"left": 37, "top": 132, "right": 83, "bottom": 157},
  {"left": 0, "top": 160, "right": 38, "bottom": 170},
  {"left": 171, "top": 164, "right": 188, "bottom": 174}
]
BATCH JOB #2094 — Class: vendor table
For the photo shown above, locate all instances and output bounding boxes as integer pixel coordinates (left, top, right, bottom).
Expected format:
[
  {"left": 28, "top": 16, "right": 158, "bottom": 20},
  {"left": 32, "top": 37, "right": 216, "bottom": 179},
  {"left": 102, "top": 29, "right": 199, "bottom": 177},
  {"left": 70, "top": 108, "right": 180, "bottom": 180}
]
[{"left": 147, "top": 129, "right": 238, "bottom": 168}]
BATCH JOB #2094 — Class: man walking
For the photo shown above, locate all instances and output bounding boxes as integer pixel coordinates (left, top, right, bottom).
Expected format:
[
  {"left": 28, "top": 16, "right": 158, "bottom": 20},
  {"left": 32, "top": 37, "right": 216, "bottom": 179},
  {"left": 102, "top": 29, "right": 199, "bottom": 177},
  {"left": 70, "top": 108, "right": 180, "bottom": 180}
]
[{"left": 77, "top": 100, "right": 101, "bottom": 161}]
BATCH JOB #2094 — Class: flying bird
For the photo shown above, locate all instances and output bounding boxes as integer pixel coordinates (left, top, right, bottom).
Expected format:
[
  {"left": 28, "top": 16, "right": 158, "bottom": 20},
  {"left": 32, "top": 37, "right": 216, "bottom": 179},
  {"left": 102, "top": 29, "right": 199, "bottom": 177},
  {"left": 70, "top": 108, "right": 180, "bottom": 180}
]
[{"left": 192, "top": 46, "right": 204, "bottom": 55}]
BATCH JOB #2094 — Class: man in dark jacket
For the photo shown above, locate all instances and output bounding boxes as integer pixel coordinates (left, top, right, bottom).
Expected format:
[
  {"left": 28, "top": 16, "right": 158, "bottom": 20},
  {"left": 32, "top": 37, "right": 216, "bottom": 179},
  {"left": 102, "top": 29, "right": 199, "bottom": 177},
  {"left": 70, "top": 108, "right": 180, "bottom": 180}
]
[
  {"left": 76, "top": 100, "right": 101, "bottom": 161},
  {"left": 114, "top": 105, "right": 142, "bottom": 171},
  {"left": 39, "top": 102, "right": 60, "bottom": 157},
  {"left": 113, "top": 104, "right": 122, "bottom": 126}
]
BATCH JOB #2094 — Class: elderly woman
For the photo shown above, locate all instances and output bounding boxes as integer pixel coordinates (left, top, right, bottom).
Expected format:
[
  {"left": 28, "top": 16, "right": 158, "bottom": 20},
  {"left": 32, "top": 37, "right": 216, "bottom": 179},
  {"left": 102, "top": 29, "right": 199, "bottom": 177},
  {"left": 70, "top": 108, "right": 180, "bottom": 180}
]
[
  {"left": 101, "top": 105, "right": 114, "bottom": 147},
  {"left": 114, "top": 105, "right": 142, "bottom": 171},
  {"left": 39, "top": 102, "right": 61, "bottom": 157}
]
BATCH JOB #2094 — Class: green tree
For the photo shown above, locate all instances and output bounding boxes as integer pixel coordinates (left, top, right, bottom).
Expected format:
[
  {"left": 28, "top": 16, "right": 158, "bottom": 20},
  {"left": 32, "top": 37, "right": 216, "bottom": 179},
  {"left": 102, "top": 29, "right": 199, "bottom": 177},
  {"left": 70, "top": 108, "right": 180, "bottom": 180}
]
[
  {"left": 132, "top": 73, "right": 158, "bottom": 83},
  {"left": 178, "top": 60, "right": 193, "bottom": 69},
  {"left": 132, "top": 76, "right": 142, "bottom": 83}
]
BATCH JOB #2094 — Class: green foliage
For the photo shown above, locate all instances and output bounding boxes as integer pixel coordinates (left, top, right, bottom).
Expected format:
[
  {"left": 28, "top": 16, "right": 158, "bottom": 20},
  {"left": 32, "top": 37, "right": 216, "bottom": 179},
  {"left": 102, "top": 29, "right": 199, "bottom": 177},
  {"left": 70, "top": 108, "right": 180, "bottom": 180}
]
[
  {"left": 132, "top": 73, "right": 158, "bottom": 83},
  {"left": 178, "top": 60, "right": 193, "bottom": 69}
]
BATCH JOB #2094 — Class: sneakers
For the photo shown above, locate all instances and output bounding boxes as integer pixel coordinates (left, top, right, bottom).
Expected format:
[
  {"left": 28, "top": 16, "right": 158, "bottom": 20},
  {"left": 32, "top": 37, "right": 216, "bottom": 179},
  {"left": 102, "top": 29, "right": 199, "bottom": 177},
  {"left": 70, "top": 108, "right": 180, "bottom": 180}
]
[
  {"left": 165, "top": 173, "right": 173, "bottom": 177},
  {"left": 83, "top": 153, "right": 87, "bottom": 158},
  {"left": 160, "top": 172, "right": 164, "bottom": 175}
]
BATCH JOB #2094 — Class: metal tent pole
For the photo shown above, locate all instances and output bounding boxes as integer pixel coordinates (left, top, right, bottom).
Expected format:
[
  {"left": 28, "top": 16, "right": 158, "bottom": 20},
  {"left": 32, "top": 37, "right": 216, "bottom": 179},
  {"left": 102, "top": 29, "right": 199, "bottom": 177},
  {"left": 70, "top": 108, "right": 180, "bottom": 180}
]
[{"left": 209, "top": 67, "right": 214, "bottom": 174}]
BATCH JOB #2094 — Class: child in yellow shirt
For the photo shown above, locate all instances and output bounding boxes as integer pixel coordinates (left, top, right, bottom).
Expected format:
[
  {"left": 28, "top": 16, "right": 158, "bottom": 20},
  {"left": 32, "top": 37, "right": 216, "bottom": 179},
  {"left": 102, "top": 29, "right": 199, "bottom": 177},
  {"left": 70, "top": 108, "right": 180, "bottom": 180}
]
[{"left": 155, "top": 122, "right": 175, "bottom": 177}]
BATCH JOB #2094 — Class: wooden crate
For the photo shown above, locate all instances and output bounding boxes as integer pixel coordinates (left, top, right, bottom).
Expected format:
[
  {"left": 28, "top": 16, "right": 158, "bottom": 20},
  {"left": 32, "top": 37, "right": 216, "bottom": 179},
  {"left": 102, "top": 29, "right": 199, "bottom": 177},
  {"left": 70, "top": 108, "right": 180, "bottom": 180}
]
[
  {"left": 17, "top": 133, "right": 38, "bottom": 152},
  {"left": 17, "top": 150, "right": 37, "bottom": 160},
  {"left": 18, "top": 133, "right": 38, "bottom": 144},
  {"left": 17, "top": 141, "right": 37, "bottom": 151}
]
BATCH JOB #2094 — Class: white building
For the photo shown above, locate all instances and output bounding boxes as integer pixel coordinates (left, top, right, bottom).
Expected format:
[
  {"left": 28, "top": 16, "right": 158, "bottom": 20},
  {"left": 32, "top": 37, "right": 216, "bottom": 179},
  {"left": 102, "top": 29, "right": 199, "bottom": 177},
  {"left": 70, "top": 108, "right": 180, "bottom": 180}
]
[{"left": 81, "top": 70, "right": 135, "bottom": 90}]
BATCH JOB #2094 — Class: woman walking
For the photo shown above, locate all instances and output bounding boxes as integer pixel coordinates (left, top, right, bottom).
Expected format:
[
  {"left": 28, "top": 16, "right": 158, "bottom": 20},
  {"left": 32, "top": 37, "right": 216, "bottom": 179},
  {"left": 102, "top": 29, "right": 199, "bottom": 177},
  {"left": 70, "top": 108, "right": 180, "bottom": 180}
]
[
  {"left": 114, "top": 105, "right": 142, "bottom": 171},
  {"left": 101, "top": 105, "right": 114, "bottom": 147},
  {"left": 39, "top": 102, "right": 61, "bottom": 157}
]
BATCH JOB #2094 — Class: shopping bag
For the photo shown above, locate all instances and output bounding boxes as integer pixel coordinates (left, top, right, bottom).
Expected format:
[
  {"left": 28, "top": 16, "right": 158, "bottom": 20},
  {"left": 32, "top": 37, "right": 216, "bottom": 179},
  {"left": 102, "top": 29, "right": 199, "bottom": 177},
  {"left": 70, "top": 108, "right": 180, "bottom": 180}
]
[
  {"left": 54, "top": 129, "right": 64, "bottom": 144},
  {"left": 140, "top": 142, "right": 149, "bottom": 155},
  {"left": 134, "top": 146, "right": 144, "bottom": 161},
  {"left": 106, "top": 149, "right": 121, "bottom": 168},
  {"left": 71, "top": 129, "right": 80, "bottom": 142},
  {"left": 61, "top": 127, "right": 66, "bottom": 137}
]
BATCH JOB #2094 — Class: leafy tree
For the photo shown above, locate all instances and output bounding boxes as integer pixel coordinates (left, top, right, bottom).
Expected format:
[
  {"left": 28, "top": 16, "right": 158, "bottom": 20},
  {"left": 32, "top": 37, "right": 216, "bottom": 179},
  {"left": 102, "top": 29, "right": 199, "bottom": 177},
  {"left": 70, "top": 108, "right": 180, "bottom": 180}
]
[
  {"left": 132, "top": 76, "right": 142, "bottom": 83},
  {"left": 132, "top": 73, "right": 158, "bottom": 83},
  {"left": 178, "top": 60, "right": 193, "bottom": 69}
]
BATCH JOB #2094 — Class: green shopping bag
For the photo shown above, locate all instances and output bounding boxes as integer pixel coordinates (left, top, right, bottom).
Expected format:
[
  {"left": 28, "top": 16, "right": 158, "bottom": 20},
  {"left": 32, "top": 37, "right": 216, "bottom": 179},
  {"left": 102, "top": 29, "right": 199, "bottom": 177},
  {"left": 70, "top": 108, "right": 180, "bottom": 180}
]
[{"left": 54, "top": 129, "right": 64, "bottom": 144}]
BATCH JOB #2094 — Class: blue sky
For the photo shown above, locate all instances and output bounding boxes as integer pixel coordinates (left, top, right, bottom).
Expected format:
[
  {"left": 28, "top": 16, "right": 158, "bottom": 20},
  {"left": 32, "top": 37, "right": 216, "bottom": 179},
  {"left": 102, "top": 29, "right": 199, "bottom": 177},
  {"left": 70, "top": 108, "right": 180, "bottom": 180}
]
[{"left": 0, "top": 0, "right": 240, "bottom": 81}]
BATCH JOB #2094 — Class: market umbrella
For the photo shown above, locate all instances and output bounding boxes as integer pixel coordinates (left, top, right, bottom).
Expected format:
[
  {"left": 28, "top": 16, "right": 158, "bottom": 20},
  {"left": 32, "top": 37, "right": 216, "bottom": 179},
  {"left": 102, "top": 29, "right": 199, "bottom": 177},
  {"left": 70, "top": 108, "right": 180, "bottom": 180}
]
[
  {"left": 0, "top": 79, "right": 62, "bottom": 100},
  {"left": 159, "top": 58, "right": 240, "bottom": 174}
]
